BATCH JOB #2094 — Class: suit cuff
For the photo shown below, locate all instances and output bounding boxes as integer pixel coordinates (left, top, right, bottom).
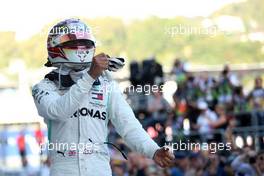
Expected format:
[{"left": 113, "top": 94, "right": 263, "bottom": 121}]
[
  {"left": 77, "top": 72, "right": 95, "bottom": 92},
  {"left": 147, "top": 142, "right": 160, "bottom": 159}
]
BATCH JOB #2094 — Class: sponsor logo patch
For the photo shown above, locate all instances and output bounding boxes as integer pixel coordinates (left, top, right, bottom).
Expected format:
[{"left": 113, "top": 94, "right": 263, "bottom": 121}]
[
  {"left": 71, "top": 108, "right": 106, "bottom": 120},
  {"left": 91, "top": 92, "right": 103, "bottom": 100}
]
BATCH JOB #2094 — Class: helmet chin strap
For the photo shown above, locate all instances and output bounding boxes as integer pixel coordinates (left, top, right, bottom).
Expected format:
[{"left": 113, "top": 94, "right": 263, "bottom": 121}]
[{"left": 58, "top": 64, "right": 63, "bottom": 90}]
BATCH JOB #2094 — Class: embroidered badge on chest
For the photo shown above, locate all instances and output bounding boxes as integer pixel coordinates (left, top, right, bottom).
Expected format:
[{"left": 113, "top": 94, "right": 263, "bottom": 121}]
[{"left": 89, "top": 78, "right": 108, "bottom": 108}]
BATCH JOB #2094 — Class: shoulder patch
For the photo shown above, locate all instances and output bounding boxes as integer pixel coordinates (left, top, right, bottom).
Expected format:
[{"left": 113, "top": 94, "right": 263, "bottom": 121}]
[
  {"left": 32, "top": 79, "right": 56, "bottom": 104},
  {"left": 32, "top": 85, "right": 49, "bottom": 104}
]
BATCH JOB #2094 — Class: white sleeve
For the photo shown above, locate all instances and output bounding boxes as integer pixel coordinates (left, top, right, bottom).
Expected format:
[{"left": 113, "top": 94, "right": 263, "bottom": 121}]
[
  {"left": 32, "top": 72, "right": 95, "bottom": 121},
  {"left": 109, "top": 82, "right": 160, "bottom": 159},
  {"left": 210, "top": 111, "right": 218, "bottom": 121}
]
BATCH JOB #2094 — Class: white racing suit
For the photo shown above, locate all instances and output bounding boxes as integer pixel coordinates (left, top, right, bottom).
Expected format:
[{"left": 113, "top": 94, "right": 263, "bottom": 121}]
[{"left": 32, "top": 71, "right": 159, "bottom": 176}]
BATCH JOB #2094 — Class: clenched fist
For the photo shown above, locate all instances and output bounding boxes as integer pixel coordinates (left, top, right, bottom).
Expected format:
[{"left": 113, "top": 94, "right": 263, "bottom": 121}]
[
  {"left": 88, "top": 53, "right": 109, "bottom": 79},
  {"left": 153, "top": 147, "right": 175, "bottom": 168}
]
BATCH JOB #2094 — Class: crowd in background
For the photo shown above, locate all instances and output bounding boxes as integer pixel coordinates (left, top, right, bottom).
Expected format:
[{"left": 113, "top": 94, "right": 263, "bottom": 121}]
[
  {"left": 109, "top": 58, "right": 264, "bottom": 176},
  {"left": 1, "top": 58, "right": 264, "bottom": 176}
]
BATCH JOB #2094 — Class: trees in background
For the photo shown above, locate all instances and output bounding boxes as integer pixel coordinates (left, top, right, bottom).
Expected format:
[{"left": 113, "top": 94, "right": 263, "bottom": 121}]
[{"left": 0, "top": 0, "right": 264, "bottom": 69}]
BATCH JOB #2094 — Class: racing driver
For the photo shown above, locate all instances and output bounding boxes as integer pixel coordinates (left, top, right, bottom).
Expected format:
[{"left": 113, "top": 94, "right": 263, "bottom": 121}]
[{"left": 32, "top": 18, "right": 174, "bottom": 176}]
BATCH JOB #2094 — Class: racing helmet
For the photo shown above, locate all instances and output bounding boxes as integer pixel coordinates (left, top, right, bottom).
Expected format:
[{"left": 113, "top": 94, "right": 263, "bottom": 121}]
[{"left": 45, "top": 18, "right": 96, "bottom": 67}]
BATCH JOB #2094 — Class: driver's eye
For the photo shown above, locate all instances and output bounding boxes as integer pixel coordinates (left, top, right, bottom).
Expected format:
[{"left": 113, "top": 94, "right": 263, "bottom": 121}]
[
  {"left": 60, "top": 40, "right": 94, "bottom": 48},
  {"left": 62, "top": 45, "right": 93, "bottom": 49}
]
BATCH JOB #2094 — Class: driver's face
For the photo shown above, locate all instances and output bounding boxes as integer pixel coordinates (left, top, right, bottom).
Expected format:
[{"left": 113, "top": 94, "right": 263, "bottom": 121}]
[{"left": 60, "top": 40, "right": 95, "bottom": 71}]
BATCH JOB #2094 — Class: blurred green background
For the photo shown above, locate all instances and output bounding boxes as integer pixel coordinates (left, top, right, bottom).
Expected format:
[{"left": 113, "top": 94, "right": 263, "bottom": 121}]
[{"left": 0, "top": 0, "right": 263, "bottom": 70}]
